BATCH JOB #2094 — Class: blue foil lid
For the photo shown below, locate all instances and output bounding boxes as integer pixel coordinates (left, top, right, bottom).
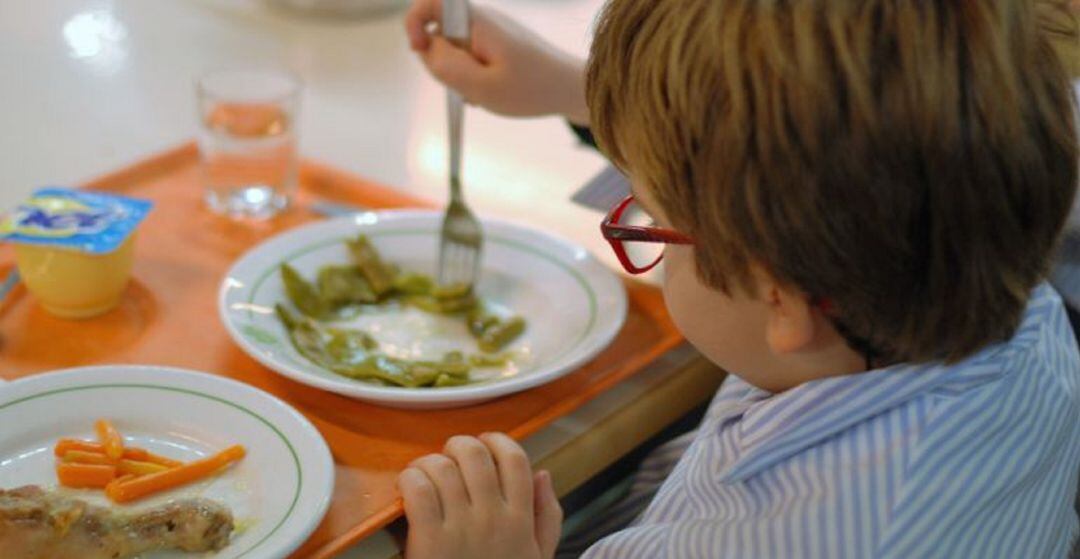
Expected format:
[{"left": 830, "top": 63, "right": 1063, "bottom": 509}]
[{"left": 0, "top": 188, "right": 153, "bottom": 254}]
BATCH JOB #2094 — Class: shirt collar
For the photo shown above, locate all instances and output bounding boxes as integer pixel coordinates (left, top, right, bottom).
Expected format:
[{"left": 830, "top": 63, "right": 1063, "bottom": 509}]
[{"left": 715, "top": 283, "right": 1058, "bottom": 483}]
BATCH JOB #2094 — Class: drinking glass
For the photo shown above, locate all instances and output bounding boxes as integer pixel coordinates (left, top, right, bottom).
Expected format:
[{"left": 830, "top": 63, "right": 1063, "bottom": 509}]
[{"left": 196, "top": 69, "right": 301, "bottom": 219}]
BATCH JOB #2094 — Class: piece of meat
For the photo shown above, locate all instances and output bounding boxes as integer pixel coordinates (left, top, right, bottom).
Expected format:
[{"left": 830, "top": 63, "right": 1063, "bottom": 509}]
[{"left": 0, "top": 485, "right": 234, "bottom": 558}]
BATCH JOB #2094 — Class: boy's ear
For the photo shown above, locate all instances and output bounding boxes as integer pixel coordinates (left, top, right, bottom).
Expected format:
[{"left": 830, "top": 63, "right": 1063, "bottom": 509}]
[{"left": 755, "top": 268, "right": 816, "bottom": 355}]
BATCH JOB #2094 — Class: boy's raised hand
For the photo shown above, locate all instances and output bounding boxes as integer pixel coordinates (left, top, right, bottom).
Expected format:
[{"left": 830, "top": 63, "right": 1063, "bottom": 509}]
[
  {"left": 404, "top": 0, "right": 589, "bottom": 124},
  {"left": 397, "top": 433, "right": 563, "bottom": 559}
]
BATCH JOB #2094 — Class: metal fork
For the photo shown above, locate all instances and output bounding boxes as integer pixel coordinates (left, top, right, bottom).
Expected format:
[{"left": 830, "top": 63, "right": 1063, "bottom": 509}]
[{"left": 437, "top": 0, "right": 483, "bottom": 288}]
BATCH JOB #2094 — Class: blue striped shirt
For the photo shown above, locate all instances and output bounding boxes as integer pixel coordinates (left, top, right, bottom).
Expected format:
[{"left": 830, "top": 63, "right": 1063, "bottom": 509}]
[{"left": 582, "top": 283, "right": 1080, "bottom": 558}]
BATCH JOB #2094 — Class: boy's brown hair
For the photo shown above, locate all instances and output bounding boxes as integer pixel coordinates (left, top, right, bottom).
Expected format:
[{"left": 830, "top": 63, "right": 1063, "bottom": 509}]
[{"left": 587, "top": 0, "right": 1079, "bottom": 363}]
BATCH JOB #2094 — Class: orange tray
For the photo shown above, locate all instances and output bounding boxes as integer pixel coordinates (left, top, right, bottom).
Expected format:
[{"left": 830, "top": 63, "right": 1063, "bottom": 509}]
[{"left": 0, "top": 143, "right": 682, "bottom": 558}]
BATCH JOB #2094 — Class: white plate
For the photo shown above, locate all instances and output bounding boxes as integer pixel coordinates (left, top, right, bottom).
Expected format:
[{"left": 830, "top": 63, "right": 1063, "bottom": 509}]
[
  {"left": 0, "top": 366, "right": 334, "bottom": 559},
  {"left": 219, "top": 210, "right": 627, "bottom": 409}
]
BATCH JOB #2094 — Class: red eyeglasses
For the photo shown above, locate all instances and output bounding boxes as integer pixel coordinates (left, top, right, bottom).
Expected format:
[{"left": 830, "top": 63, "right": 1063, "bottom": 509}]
[
  {"left": 601, "top": 195, "right": 694, "bottom": 274},
  {"left": 598, "top": 195, "right": 877, "bottom": 360}
]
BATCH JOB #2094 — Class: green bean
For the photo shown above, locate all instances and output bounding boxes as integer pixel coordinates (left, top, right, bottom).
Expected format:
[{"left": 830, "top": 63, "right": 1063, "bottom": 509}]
[
  {"left": 403, "top": 294, "right": 443, "bottom": 313},
  {"left": 325, "top": 327, "right": 378, "bottom": 366},
  {"left": 334, "top": 356, "right": 419, "bottom": 387},
  {"left": 317, "top": 265, "right": 377, "bottom": 305},
  {"left": 436, "top": 360, "right": 470, "bottom": 378},
  {"left": 276, "top": 236, "right": 534, "bottom": 389},
  {"left": 434, "top": 373, "right": 470, "bottom": 387},
  {"left": 393, "top": 273, "right": 435, "bottom": 295},
  {"left": 275, "top": 303, "right": 300, "bottom": 330},
  {"left": 347, "top": 235, "right": 397, "bottom": 296},
  {"left": 332, "top": 360, "right": 393, "bottom": 384},
  {"left": 467, "top": 309, "right": 500, "bottom": 337},
  {"left": 432, "top": 282, "right": 472, "bottom": 300},
  {"left": 278, "top": 304, "right": 379, "bottom": 371},
  {"left": 404, "top": 362, "right": 443, "bottom": 387},
  {"left": 405, "top": 294, "right": 478, "bottom": 314},
  {"left": 276, "top": 305, "right": 334, "bottom": 367},
  {"left": 478, "top": 317, "right": 526, "bottom": 353},
  {"left": 437, "top": 294, "right": 478, "bottom": 313},
  {"left": 334, "top": 355, "right": 475, "bottom": 387},
  {"left": 281, "top": 264, "right": 329, "bottom": 319},
  {"left": 469, "top": 353, "right": 512, "bottom": 368}
]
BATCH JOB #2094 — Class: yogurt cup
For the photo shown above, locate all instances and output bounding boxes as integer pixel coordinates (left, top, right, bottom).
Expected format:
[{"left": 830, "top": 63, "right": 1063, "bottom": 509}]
[{"left": 1, "top": 188, "right": 152, "bottom": 319}]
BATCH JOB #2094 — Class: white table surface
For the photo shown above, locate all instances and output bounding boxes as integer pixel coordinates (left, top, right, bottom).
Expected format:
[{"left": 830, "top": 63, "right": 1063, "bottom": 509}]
[{"left": 0, "top": 1, "right": 654, "bottom": 557}]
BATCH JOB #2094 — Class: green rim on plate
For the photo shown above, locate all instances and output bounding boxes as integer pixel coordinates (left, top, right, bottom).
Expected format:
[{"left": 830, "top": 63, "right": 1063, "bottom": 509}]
[{"left": 0, "top": 384, "right": 303, "bottom": 558}]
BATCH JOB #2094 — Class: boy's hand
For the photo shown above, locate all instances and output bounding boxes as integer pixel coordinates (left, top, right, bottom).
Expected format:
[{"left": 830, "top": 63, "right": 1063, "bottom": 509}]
[
  {"left": 397, "top": 433, "right": 563, "bottom": 559},
  {"left": 404, "top": 0, "right": 589, "bottom": 124}
]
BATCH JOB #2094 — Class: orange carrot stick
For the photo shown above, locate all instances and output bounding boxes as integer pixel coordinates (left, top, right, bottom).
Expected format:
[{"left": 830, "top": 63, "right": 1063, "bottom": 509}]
[
  {"left": 61, "top": 449, "right": 169, "bottom": 476},
  {"left": 106, "top": 445, "right": 246, "bottom": 504},
  {"left": 55, "top": 439, "right": 111, "bottom": 457},
  {"left": 105, "top": 473, "right": 136, "bottom": 496},
  {"left": 57, "top": 463, "right": 117, "bottom": 489},
  {"left": 95, "top": 420, "right": 124, "bottom": 460},
  {"left": 117, "top": 458, "right": 170, "bottom": 477},
  {"left": 54, "top": 439, "right": 181, "bottom": 467},
  {"left": 141, "top": 451, "right": 183, "bottom": 468},
  {"left": 62, "top": 450, "right": 117, "bottom": 466}
]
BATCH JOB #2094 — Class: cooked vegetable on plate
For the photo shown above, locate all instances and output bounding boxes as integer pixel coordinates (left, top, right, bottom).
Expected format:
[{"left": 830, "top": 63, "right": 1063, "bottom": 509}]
[
  {"left": 51, "top": 420, "right": 246, "bottom": 504},
  {"left": 0, "top": 419, "right": 241, "bottom": 558},
  {"left": 276, "top": 235, "right": 528, "bottom": 388}
]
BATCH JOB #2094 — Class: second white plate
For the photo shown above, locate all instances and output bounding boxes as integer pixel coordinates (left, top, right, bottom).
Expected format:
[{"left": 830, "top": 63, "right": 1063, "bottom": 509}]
[{"left": 0, "top": 365, "right": 335, "bottom": 559}]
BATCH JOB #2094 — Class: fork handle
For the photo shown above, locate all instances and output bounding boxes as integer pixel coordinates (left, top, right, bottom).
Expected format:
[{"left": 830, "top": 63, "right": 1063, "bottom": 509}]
[
  {"left": 442, "top": 0, "right": 469, "bottom": 43},
  {"left": 444, "top": 0, "right": 469, "bottom": 200},
  {"left": 447, "top": 91, "right": 464, "bottom": 199}
]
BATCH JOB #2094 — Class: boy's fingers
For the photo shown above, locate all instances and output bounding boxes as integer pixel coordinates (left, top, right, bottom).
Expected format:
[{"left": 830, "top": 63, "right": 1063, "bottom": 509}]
[
  {"left": 421, "top": 36, "right": 486, "bottom": 96},
  {"left": 533, "top": 470, "right": 563, "bottom": 559},
  {"left": 398, "top": 467, "right": 444, "bottom": 525},
  {"left": 444, "top": 435, "right": 502, "bottom": 504},
  {"left": 479, "top": 432, "right": 534, "bottom": 508},
  {"left": 412, "top": 454, "right": 471, "bottom": 510},
  {"left": 404, "top": 0, "right": 442, "bottom": 50}
]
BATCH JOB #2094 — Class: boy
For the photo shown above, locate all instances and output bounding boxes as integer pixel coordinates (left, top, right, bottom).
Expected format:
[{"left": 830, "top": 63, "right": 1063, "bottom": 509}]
[{"left": 399, "top": 0, "right": 1080, "bottom": 557}]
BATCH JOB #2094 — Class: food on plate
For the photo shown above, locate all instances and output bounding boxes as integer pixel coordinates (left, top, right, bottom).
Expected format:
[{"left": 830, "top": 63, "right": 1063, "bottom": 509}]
[
  {"left": 56, "top": 463, "right": 117, "bottom": 489},
  {"left": 0, "top": 485, "right": 233, "bottom": 559},
  {"left": 470, "top": 312, "right": 527, "bottom": 353},
  {"left": 277, "top": 305, "right": 471, "bottom": 387},
  {"left": 105, "top": 446, "right": 246, "bottom": 504},
  {"left": 317, "top": 265, "right": 377, "bottom": 305},
  {"left": 53, "top": 438, "right": 182, "bottom": 467},
  {"left": 467, "top": 352, "right": 514, "bottom": 368},
  {"left": 281, "top": 263, "right": 330, "bottom": 319},
  {"left": 58, "top": 450, "right": 170, "bottom": 477},
  {"left": 346, "top": 235, "right": 397, "bottom": 296},
  {"left": 276, "top": 234, "right": 528, "bottom": 387},
  {"left": 403, "top": 280, "right": 478, "bottom": 315},
  {"left": 53, "top": 421, "right": 246, "bottom": 504},
  {"left": 94, "top": 419, "right": 124, "bottom": 460}
]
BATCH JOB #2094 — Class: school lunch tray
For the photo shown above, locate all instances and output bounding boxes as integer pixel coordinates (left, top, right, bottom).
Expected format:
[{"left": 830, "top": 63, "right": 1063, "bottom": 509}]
[{"left": 0, "top": 142, "right": 683, "bottom": 559}]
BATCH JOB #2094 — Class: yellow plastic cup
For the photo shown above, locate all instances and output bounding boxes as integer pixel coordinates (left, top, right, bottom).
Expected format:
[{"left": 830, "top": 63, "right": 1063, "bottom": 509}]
[{"left": 14, "top": 235, "right": 135, "bottom": 319}]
